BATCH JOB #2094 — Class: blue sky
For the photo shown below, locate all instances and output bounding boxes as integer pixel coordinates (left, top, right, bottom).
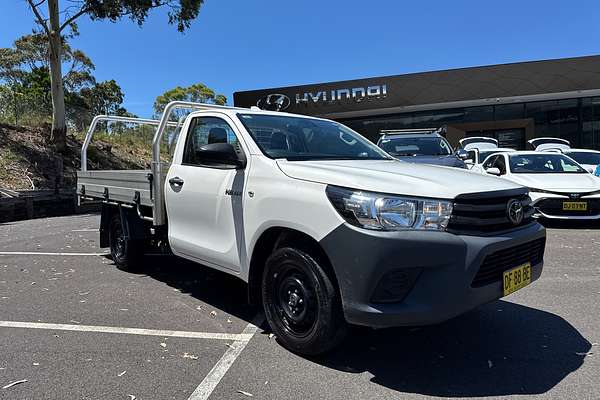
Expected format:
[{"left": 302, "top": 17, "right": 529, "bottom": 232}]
[{"left": 2, "top": 0, "right": 600, "bottom": 117}]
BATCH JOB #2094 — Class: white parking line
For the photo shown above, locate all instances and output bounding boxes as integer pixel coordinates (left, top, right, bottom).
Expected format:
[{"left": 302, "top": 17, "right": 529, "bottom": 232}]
[
  {"left": 72, "top": 229, "right": 99, "bottom": 232},
  {"left": 188, "top": 314, "right": 264, "bottom": 400},
  {"left": 0, "top": 251, "right": 108, "bottom": 256},
  {"left": 0, "top": 321, "right": 254, "bottom": 341}
]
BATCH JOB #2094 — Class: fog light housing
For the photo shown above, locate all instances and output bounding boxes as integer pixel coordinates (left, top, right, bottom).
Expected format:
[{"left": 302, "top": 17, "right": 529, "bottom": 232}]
[{"left": 370, "top": 268, "right": 422, "bottom": 303}]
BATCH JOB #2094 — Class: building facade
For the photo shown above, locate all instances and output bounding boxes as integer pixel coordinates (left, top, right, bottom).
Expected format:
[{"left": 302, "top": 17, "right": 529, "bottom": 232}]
[{"left": 233, "top": 55, "right": 600, "bottom": 150}]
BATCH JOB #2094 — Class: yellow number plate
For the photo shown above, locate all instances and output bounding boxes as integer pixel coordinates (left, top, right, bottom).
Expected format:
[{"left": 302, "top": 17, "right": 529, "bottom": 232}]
[
  {"left": 563, "top": 201, "right": 587, "bottom": 211},
  {"left": 503, "top": 263, "right": 532, "bottom": 296}
]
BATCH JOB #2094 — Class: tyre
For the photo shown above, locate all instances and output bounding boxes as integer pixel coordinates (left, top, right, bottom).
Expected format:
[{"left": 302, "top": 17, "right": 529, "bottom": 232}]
[
  {"left": 262, "top": 246, "right": 347, "bottom": 355},
  {"left": 108, "top": 214, "right": 143, "bottom": 272}
]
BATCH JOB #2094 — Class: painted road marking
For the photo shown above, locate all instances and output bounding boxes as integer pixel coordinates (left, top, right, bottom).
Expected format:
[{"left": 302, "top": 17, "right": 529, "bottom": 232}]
[
  {"left": 0, "top": 251, "right": 108, "bottom": 256},
  {"left": 188, "top": 314, "right": 264, "bottom": 400},
  {"left": 0, "top": 321, "right": 254, "bottom": 341},
  {"left": 71, "top": 229, "right": 98, "bottom": 232}
]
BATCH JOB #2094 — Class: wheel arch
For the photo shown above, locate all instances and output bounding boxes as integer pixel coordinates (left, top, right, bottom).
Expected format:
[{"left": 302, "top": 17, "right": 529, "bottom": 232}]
[{"left": 247, "top": 226, "right": 339, "bottom": 306}]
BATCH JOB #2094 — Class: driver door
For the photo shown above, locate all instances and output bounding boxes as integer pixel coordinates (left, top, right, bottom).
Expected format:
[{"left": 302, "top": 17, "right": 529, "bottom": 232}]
[{"left": 165, "top": 115, "right": 248, "bottom": 272}]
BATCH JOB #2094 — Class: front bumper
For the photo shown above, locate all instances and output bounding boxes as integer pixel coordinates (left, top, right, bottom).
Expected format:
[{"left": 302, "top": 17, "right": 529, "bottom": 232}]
[
  {"left": 531, "top": 194, "right": 600, "bottom": 220},
  {"left": 319, "top": 222, "right": 546, "bottom": 328}
]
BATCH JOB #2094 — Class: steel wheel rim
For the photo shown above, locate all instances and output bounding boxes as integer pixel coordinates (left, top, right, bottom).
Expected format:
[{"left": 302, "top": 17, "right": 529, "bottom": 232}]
[{"left": 272, "top": 263, "right": 318, "bottom": 338}]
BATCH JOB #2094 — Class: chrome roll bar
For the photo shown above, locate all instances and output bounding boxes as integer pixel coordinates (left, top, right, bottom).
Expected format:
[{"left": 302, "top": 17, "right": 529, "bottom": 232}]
[
  {"left": 80, "top": 115, "right": 182, "bottom": 172},
  {"left": 150, "top": 101, "right": 243, "bottom": 225}
]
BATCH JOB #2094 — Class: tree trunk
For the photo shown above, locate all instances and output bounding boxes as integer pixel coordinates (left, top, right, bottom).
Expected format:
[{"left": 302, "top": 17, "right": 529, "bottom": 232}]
[{"left": 47, "top": 0, "right": 67, "bottom": 152}]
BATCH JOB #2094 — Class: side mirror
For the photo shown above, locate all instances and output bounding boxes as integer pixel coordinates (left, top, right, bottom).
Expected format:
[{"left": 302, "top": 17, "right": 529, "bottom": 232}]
[
  {"left": 196, "top": 143, "right": 246, "bottom": 168},
  {"left": 455, "top": 149, "right": 469, "bottom": 160},
  {"left": 486, "top": 167, "right": 501, "bottom": 176}
]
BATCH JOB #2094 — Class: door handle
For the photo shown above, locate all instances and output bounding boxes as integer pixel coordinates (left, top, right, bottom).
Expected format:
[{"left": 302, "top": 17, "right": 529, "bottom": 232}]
[{"left": 169, "top": 177, "right": 184, "bottom": 187}]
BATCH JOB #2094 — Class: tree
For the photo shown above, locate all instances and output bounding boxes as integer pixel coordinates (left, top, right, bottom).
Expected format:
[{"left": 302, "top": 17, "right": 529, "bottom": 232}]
[
  {"left": 25, "top": 0, "right": 206, "bottom": 152},
  {"left": 153, "top": 83, "right": 227, "bottom": 120},
  {"left": 0, "top": 33, "right": 95, "bottom": 127},
  {"left": 80, "top": 80, "right": 125, "bottom": 116}
]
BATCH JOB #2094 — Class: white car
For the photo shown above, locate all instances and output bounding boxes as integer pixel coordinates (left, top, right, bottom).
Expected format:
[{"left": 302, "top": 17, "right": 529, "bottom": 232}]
[
  {"left": 528, "top": 137, "right": 600, "bottom": 174},
  {"left": 480, "top": 151, "right": 600, "bottom": 220},
  {"left": 458, "top": 137, "right": 515, "bottom": 170}
]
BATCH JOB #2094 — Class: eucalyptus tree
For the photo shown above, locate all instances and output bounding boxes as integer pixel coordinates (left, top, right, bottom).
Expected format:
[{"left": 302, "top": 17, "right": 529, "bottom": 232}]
[{"left": 25, "top": 0, "right": 206, "bottom": 151}]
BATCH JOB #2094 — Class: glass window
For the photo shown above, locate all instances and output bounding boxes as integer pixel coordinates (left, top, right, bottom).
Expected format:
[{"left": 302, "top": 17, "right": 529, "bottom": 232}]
[
  {"left": 238, "top": 114, "right": 390, "bottom": 161},
  {"left": 566, "top": 151, "right": 600, "bottom": 165},
  {"left": 508, "top": 153, "right": 587, "bottom": 174},
  {"left": 379, "top": 136, "right": 452, "bottom": 156},
  {"left": 493, "top": 155, "right": 507, "bottom": 175},
  {"left": 182, "top": 117, "right": 240, "bottom": 166},
  {"left": 483, "top": 155, "right": 497, "bottom": 169},
  {"left": 464, "top": 106, "right": 493, "bottom": 122},
  {"left": 494, "top": 103, "right": 524, "bottom": 120}
]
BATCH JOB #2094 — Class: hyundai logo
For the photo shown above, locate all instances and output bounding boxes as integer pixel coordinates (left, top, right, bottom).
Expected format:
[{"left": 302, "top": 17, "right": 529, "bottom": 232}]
[
  {"left": 507, "top": 199, "right": 524, "bottom": 225},
  {"left": 256, "top": 94, "right": 291, "bottom": 111}
]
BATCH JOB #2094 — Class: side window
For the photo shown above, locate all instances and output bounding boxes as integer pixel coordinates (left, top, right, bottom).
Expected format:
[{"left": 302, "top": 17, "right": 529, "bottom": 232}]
[
  {"left": 467, "top": 150, "right": 476, "bottom": 163},
  {"left": 182, "top": 117, "right": 240, "bottom": 166},
  {"left": 483, "top": 155, "right": 496, "bottom": 169},
  {"left": 494, "top": 155, "right": 507, "bottom": 175}
]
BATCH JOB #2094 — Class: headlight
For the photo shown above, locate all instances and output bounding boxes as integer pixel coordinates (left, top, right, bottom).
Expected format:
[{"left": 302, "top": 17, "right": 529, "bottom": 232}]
[
  {"left": 326, "top": 186, "right": 453, "bottom": 231},
  {"left": 528, "top": 188, "right": 552, "bottom": 194}
]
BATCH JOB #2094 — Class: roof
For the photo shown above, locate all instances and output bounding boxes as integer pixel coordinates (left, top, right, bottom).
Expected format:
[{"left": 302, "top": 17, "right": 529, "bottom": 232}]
[{"left": 234, "top": 55, "right": 600, "bottom": 118}]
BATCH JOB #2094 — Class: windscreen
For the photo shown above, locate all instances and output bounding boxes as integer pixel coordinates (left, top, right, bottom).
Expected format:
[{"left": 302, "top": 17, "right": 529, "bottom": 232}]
[
  {"left": 379, "top": 136, "right": 452, "bottom": 156},
  {"left": 237, "top": 114, "right": 390, "bottom": 161},
  {"left": 509, "top": 154, "right": 587, "bottom": 174},
  {"left": 479, "top": 150, "right": 511, "bottom": 163},
  {"left": 566, "top": 152, "right": 600, "bottom": 165}
]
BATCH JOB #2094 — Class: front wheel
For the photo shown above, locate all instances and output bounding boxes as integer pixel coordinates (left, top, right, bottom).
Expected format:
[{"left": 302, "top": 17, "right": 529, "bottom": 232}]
[{"left": 262, "top": 247, "right": 346, "bottom": 355}]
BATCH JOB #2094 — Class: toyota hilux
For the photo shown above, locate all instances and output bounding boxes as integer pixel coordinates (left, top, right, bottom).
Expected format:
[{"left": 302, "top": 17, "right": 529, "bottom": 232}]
[{"left": 77, "top": 101, "right": 546, "bottom": 355}]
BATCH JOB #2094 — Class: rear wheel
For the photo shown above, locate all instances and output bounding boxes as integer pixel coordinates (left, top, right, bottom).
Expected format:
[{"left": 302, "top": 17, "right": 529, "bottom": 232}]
[
  {"left": 108, "top": 214, "right": 143, "bottom": 272},
  {"left": 262, "top": 247, "right": 346, "bottom": 355}
]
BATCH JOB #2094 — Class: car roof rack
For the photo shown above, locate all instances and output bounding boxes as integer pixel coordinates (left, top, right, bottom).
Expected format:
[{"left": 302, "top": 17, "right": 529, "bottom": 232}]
[{"left": 379, "top": 126, "right": 446, "bottom": 136}]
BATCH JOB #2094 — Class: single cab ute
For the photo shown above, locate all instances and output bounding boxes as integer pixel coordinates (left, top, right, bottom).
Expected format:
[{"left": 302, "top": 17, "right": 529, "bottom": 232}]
[{"left": 77, "top": 101, "right": 546, "bottom": 355}]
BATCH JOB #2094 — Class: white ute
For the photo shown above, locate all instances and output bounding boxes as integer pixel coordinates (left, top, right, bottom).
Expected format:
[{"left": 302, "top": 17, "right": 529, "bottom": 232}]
[{"left": 77, "top": 102, "right": 546, "bottom": 354}]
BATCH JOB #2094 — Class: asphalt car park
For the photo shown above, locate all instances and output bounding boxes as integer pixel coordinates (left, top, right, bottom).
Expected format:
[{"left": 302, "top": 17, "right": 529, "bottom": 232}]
[{"left": 1, "top": 214, "right": 599, "bottom": 399}]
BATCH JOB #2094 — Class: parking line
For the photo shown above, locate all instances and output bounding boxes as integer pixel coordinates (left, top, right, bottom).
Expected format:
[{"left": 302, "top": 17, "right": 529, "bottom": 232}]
[
  {"left": 188, "top": 314, "right": 264, "bottom": 400},
  {"left": 0, "top": 321, "right": 254, "bottom": 341},
  {"left": 0, "top": 251, "right": 108, "bottom": 256}
]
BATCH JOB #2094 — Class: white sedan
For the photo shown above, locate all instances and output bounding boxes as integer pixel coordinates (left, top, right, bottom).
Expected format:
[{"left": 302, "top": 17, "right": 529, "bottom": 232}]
[{"left": 480, "top": 151, "right": 600, "bottom": 220}]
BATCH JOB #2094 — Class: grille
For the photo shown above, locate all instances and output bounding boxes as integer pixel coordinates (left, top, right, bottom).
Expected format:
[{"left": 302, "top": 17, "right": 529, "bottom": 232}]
[
  {"left": 536, "top": 198, "right": 600, "bottom": 217},
  {"left": 448, "top": 189, "right": 535, "bottom": 235},
  {"left": 471, "top": 238, "right": 546, "bottom": 287}
]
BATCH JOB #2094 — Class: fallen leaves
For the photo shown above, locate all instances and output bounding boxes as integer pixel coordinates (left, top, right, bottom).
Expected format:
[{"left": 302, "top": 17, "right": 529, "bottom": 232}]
[
  {"left": 2, "top": 379, "right": 27, "bottom": 389},
  {"left": 182, "top": 352, "right": 199, "bottom": 360}
]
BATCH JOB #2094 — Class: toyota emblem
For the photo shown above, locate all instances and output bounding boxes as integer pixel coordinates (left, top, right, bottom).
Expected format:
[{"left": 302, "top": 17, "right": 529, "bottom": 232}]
[
  {"left": 506, "top": 199, "right": 524, "bottom": 225},
  {"left": 256, "top": 93, "right": 291, "bottom": 111}
]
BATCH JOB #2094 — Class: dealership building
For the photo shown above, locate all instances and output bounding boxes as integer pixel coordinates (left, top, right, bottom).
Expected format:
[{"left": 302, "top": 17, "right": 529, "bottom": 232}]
[{"left": 234, "top": 55, "right": 600, "bottom": 150}]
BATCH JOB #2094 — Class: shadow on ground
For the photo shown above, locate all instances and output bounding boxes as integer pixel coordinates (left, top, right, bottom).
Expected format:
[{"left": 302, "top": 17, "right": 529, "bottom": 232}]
[
  {"left": 539, "top": 218, "right": 600, "bottom": 229},
  {"left": 126, "top": 254, "right": 259, "bottom": 324},
  {"left": 316, "top": 300, "right": 591, "bottom": 397},
  {"left": 117, "top": 255, "right": 590, "bottom": 398}
]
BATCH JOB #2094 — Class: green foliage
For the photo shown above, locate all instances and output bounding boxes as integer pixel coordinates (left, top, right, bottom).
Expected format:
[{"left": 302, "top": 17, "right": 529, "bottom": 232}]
[
  {"left": 83, "top": 0, "right": 205, "bottom": 32},
  {"left": 0, "top": 32, "right": 136, "bottom": 130},
  {"left": 153, "top": 83, "right": 227, "bottom": 120}
]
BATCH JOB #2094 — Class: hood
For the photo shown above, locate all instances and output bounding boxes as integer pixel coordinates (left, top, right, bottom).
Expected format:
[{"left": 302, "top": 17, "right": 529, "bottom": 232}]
[
  {"left": 395, "top": 154, "right": 466, "bottom": 168},
  {"left": 276, "top": 159, "right": 521, "bottom": 199},
  {"left": 506, "top": 173, "right": 600, "bottom": 192}
]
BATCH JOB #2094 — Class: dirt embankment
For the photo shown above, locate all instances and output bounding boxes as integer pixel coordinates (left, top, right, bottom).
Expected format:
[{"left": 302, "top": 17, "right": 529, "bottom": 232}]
[{"left": 0, "top": 122, "right": 149, "bottom": 191}]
